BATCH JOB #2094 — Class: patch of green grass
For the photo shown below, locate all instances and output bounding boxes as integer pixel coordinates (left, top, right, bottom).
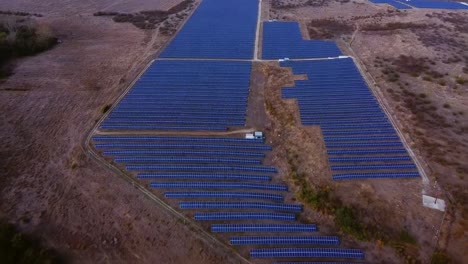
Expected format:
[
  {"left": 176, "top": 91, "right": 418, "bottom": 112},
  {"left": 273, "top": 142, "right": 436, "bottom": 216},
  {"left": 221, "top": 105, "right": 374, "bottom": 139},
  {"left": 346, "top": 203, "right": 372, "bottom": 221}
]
[{"left": 399, "top": 229, "right": 417, "bottom": 245}]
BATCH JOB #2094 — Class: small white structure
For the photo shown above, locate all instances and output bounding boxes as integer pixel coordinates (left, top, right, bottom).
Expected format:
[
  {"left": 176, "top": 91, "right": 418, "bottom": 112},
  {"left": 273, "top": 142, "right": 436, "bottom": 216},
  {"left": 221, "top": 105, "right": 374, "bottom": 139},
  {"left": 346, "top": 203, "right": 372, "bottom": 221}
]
[
  {"left": 422, "top": 195, "right": 446, "bottom": 212},
  {"left": 254, "top": 131, "right": 264, "bottom": 139},
  {"left": 245, "top": 133, "right": 255, "bottom": 139}
]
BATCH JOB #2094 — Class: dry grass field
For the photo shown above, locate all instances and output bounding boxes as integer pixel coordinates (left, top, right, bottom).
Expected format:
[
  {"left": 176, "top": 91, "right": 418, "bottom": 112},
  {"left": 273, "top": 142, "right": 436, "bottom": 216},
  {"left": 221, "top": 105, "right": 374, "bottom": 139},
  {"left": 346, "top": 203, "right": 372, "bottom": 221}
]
[{"left": 0, "top": 0, "right": 243, "bottom": 263}]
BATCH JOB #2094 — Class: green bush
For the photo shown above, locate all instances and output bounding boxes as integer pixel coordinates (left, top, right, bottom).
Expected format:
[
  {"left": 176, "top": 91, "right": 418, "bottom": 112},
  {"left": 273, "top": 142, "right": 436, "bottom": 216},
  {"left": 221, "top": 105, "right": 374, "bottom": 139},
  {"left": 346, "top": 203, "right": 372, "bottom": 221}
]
[
  {"left": 335, "top": 206, "right": 367, "bottom": 240},
  {"left": 455, "top": 76, "right": 466, "bottom": 85},
  {"left": 100, "top": 104, "right": 111, "bottom": 114}
]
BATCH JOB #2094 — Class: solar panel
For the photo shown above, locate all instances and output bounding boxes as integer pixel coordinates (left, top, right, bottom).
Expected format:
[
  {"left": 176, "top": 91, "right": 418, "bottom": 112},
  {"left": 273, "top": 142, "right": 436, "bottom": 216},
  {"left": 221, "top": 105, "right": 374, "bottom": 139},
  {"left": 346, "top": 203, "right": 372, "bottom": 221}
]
[
  {"left": 92, "top": 136, "right": 264, "bottom": 144},
  {"left": 273, "top": 261, "right": 364, "bottom": 264},
  {"left": 128, "top": 165, "right": 277, "bottom": 173},
  {"left": 139, "top": 173, "right": 271, "bottom": 181},
  {"left": 333, "top": 172, "right": 420, "bottom": 180},
  {"left": 150, "top": 182, "right": 287, "bottom": 191},
  {"left": 211, "top": 224, "right": 318, "bottom": 233},
  {"left": 250, "top": 248, "right": 365, "bottom": 258},
  {"left": 96, "top": 143, "right": 271, "bottom": 151},
  {"left": 331, "top": 164, "right": 417, "bottom": 171},
  {"left": 230, "top": 236, "right": 339, "bottom": 245},
  {"left": 165, "top": 192, "right": 283, "bottom": 201},
  {"left": 369, "top": 0, "right": 413, "bottom": 9},
  {"left": 179, "top": 202, "right": 302, "bottom": 212},
  {"left": 194, "top": 212, "right": 296, "bottom": 221},
  {"left": 404, "top": 0, "right": 468, "bottom": 9},
  {"left": 102, "top": 150, "right": 265, "bottom": 158},
  {"left": 115, "top": 157, "right": 262, "bottom": 165},
  {"left": 329, "top": 156, "right": 412, "bottom": 163}
]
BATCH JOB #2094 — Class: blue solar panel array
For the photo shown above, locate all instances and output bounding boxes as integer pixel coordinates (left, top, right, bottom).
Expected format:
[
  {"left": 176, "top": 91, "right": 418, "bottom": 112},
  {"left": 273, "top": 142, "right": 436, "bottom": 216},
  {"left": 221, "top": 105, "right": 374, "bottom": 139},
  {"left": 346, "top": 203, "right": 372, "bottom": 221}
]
[
  {"left": 280, "top": 58, "right": 420, "bottom": 180},
  {"left": 159, "top": 0, "right": 258, "bottom": 59},
  {"left": 262, "top": 22, "right": 342, "bottom": 59},
  {"left": 368, "top": 0, "right": 413, "bottom": 9},
  {"left": 101, "top": 60, "right": 251, "bottom": 131},
  {"left": 93, "top": 0, "right": 366, "bottom": 259},
  {"left": 405, "top": 0, "right": 468, "bottom": 9},
  {"left": 93, "top": 135, "right": 365, "bottom": 260}
]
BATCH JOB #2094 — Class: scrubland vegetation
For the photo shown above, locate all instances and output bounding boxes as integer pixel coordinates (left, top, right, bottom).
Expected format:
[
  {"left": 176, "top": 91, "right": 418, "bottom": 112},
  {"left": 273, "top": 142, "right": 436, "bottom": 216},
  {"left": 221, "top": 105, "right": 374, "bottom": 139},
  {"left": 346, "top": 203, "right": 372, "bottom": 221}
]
[{"left": 0, "top": 17, "right": 57, "bottom": 78}]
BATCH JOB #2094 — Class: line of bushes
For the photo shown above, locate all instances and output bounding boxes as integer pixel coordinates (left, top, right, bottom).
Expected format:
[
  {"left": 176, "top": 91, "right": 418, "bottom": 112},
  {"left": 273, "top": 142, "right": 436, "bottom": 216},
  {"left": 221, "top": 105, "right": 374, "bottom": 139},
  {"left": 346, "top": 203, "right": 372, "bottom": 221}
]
[
  {"left": 0, "top": 10, "right": 43, "bottom": 17},
  {"left": 93, "top": 0, "right": 193, "bottom": 30}
]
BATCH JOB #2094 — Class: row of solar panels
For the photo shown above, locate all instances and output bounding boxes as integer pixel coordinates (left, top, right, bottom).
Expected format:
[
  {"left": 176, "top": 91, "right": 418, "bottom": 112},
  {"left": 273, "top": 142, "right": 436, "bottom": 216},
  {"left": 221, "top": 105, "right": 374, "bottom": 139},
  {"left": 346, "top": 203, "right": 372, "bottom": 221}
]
[
  {"left": 95, "top": 143, "right": 271, "bottom": 150},
  {"left": 369, "top": 0, "right": 468, "bottom": 9},
  {"left": 94, "top": 135, "right": 365, "bottom": 260},
  {"left": 93, "top": 136, "right": 264, "bottom": 144},
  {"left": 165, "top": 192, "right": 284, "bottom": 201},
  {"left": 369, "top": 0, "right": 412, "bottom": 9},
  {"left": 262, "top": 22, "right": 342, "bottom": 59},
  {"left": 280, "top": 58, "right": 419, "bottom": 180}
]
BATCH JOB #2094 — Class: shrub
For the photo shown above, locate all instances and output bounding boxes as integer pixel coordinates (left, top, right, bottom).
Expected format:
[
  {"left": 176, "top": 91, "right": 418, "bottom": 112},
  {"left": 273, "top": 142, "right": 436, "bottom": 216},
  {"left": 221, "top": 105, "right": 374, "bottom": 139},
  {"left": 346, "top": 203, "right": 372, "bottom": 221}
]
[
  {"left": 335, "top": 206, "right": 367, "bottom": 240},
  {"left": 100, "top": 104, "right": 111, "bottom": 114},
  {"left": 455, "top": 76, "right": 466, "bottom": 85},
  {"left": 399, "top": 229, "right": 417, "bottom": 244},
  {"left": 13, "top": 25, "right": 57, "bottom": 56},
  {"left": 431, "top": 251, "right": 450, "bottom": 264}
]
